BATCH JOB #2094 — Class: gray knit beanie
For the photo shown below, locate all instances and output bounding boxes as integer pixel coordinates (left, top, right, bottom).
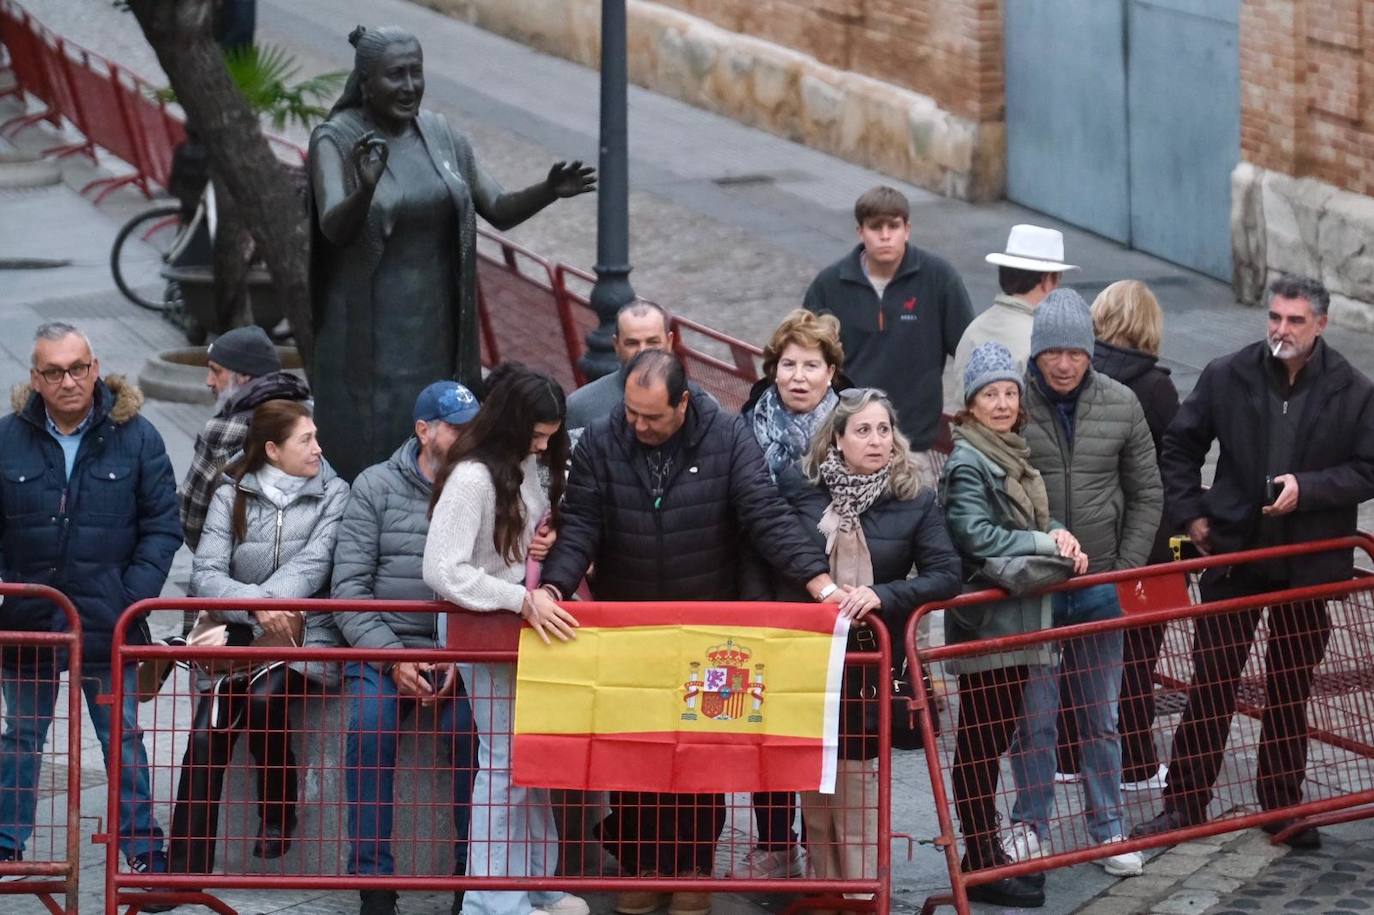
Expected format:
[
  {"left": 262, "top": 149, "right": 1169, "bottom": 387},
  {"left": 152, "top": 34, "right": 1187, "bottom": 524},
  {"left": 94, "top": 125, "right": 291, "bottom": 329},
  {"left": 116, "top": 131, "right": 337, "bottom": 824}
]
[
  {"left": 964, "top": 342, "right": 1024, "bottom": 404},
  {"left": 1029, "top": 288, "right": 1094, "bottom": 359},
  {"left": 207, "top": 325, "right": 281, "bottom": 377}
]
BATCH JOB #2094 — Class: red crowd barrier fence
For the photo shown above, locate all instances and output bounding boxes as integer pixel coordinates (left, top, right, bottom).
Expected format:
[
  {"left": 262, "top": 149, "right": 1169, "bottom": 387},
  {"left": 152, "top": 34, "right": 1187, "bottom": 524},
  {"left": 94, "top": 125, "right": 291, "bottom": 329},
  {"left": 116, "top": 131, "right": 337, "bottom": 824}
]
[
  {"left": 107, "top": 598, "right": 893, "bottom": 915},
  {"left": 905, "top": 534, "right": 1374, "bottom": 914},
  {"left": 0, "top": 583, "right": 84, "bottom": 915}
]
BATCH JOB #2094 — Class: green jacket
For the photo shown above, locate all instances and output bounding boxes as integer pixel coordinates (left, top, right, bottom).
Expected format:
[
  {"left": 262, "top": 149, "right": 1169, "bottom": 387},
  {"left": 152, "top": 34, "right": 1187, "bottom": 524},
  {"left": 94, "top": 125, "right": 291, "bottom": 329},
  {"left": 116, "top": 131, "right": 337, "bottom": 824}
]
[
  {"left": 939, "top": 441, "right": 1058, "bottom": 673},
  {"left": 1024, "top": 370, "right": 1163, "bottom": 573}
]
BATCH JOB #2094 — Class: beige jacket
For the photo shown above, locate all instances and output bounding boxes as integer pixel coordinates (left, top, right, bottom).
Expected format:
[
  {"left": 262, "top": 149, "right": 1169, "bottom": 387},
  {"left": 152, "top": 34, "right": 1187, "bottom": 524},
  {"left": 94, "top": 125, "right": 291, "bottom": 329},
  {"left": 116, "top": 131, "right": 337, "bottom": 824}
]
[{"left": 942, "top": 293, "right": 1038, "bottom": 411}]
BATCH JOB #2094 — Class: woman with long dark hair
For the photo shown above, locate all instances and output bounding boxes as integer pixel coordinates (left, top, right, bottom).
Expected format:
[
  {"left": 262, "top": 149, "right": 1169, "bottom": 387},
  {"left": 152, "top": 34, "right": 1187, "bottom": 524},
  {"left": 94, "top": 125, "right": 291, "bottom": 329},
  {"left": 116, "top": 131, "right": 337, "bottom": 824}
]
[
  {"left": 169, "top": 399, "right": 349, "bottom": 874},
  {"left": 422, "top": 364, "right": 585, "bottom": 915}
]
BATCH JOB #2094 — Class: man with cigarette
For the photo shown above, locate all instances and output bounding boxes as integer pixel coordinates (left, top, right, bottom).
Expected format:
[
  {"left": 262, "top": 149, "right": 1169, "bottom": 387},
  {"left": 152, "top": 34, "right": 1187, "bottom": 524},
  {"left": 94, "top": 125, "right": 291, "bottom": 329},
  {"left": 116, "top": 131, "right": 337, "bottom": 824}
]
[{"left": 1132, "top": 274, "right": 1374, "bottom": 848}]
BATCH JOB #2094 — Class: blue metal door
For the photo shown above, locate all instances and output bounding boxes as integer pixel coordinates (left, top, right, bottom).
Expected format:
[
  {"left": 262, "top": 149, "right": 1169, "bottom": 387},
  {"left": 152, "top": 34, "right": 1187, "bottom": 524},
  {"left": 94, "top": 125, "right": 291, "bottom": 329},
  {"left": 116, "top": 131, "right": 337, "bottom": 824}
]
[
  {"left": 1004, "top": 0, "right": 1130, "bottom": 243},
  {"left": 1004, "top": 0, "right": 1240, "bottom": 280},
  {"left": 1127, "top": 0, "right": 1240, "bottom": 280}
]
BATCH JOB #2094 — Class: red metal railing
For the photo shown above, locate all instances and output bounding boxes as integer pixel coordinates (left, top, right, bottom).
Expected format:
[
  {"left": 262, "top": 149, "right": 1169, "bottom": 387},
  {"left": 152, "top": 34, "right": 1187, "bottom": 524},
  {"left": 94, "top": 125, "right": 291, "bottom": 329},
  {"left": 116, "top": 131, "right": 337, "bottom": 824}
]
[
  {"left": 106, "top": 599, "right": 892, "bottom": 914},
  {"left": 905, "top": 535, "right": 1374, "bottom": 914},
  {"left": 0, "top": 583, "right": 84, "bottom": 915}
]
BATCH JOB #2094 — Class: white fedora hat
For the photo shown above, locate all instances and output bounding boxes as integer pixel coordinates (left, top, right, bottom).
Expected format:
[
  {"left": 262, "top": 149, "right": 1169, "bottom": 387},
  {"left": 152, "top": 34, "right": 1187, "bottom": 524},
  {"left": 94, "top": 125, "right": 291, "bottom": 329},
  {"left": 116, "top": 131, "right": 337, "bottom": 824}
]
[{"left": 985, "top": 224, "right": 1077, "bottom": 273}]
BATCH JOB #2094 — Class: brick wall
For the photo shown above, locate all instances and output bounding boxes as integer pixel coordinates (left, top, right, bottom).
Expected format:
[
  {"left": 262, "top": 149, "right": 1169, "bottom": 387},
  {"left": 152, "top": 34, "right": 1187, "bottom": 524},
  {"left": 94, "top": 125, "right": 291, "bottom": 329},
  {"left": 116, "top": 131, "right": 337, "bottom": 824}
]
[
  {"left": 1241, "top": 0, "right": 1374, "bottom": 195},
  {"left": 654, "top": 0, "right": 1005, "bottom": 123}
]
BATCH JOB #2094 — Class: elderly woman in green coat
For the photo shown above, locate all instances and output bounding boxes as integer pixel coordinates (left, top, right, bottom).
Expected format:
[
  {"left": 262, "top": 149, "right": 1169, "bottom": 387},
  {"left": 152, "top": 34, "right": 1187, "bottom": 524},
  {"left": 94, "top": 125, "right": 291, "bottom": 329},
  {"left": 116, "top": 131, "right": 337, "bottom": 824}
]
[{"left": 939, "top": 342, "right": 1086, "bottom": 910}]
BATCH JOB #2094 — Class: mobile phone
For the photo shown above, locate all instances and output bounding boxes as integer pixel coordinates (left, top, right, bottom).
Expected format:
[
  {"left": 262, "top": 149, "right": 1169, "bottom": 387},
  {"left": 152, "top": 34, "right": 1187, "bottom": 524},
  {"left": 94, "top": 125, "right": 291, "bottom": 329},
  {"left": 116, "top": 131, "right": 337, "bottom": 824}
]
[
  {"left": 420, "top": 667, "right": 444, "bottom": 693},
  {"left": 1264, "top": 475, "right": 1277, "bottom": 505}
]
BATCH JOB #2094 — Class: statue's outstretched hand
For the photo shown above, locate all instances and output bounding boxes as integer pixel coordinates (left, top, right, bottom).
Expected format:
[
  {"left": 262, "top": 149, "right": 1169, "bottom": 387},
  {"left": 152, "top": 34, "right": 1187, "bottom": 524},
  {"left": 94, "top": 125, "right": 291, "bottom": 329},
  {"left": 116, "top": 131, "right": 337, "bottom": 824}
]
[
  {"left": 354, "top": 131, "right": 390, "bottom": 188},
  {"left": 547, "top": 160, "right": 597, "bottom": 198}
]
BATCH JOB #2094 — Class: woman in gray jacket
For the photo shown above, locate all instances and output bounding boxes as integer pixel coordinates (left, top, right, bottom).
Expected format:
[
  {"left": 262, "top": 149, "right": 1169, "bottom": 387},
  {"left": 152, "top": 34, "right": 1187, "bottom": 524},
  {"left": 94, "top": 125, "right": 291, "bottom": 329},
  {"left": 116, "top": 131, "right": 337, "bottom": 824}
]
[
  {"left": 168, "top": 399, "right": 350, "bottom": 874},
  {"left": 940, "top": 343, "right": 1085, "bottom": 909}
]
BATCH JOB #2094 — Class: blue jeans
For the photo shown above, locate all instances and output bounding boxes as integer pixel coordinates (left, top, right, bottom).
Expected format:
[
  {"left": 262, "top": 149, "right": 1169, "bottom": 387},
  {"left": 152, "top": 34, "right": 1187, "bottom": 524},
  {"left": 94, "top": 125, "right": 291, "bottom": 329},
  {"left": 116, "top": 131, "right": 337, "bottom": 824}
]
[
  {"left": 0, "top": 660, "right": 163, "bottom": 859},
  {"left": 1010, "top": 583, "right": 1125, "bottom": 843},
  {"left": 345, "top": 661, "right": 477, "bottom": 876},
  {"left": 460, "top": 662, "right": 567, "bottom": 915}
]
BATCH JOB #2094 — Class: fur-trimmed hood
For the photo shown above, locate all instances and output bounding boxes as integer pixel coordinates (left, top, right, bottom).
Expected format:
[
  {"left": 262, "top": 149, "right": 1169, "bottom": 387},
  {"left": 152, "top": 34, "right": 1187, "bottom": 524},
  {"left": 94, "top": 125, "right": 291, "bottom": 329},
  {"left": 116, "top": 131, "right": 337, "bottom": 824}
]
[{"left": 11, "top": 374, "right": 144, "bottom": 426}]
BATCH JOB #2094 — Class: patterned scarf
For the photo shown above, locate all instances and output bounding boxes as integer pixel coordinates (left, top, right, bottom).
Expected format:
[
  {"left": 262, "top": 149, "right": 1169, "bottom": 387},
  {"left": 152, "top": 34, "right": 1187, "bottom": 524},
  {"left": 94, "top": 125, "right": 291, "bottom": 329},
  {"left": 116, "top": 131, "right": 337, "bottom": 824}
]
[
  {"left": 751, "top": 385, "right": 839, "bottom": 483},
  {"left": 816, "top": 447, "right": 891, "bottom": 588}
]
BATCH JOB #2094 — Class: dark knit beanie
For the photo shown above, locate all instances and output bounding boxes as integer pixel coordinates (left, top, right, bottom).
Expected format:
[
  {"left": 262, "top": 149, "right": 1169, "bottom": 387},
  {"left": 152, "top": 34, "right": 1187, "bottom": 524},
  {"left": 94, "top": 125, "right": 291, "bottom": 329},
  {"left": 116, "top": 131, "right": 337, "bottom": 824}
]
[{"left": 207, "top": 326, "right": 281, "bottom": 377}]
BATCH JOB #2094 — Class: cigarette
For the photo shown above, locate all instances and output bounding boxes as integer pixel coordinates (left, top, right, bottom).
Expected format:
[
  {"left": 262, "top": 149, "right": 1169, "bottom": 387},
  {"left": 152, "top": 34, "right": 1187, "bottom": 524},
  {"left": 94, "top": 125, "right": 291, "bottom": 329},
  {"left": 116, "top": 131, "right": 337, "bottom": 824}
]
[{"left": 1271, "top": 340, "right": 1283, "bottom": 357}]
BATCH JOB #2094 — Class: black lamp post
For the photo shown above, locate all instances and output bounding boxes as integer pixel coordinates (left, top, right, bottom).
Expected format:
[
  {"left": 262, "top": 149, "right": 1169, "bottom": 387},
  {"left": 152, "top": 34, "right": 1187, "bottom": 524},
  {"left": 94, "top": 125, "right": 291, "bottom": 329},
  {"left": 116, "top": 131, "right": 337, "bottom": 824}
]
[{"left": 580, "top": 0, "right": 635, "bottom": 381}]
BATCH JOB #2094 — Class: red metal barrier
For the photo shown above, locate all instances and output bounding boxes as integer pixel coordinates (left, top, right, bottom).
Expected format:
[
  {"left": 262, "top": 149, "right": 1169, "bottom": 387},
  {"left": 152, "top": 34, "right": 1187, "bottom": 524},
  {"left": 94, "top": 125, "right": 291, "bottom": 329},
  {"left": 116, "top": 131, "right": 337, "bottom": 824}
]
[
  {"left": 476, "top": 232, "right": 586, "bottom": 390},
  {"left": 905, "top": 535, "right": 1374, "bottom": 914},
  {"left": 107, "top": 598, "right": 891, "bottom": 914},
  {"left": 0, "top": 583, "right": 84, "bottom": 915},
  {"left": 0, "top": 4, "right": 59, "bottom": 134}
]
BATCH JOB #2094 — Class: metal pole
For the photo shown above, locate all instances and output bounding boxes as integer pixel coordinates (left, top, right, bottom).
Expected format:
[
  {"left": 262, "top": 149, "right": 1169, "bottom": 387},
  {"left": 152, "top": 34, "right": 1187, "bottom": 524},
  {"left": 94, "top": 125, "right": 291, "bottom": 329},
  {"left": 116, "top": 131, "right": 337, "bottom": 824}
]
[{"left": 581, "top": 0, "right": 634, "bottom": 381}]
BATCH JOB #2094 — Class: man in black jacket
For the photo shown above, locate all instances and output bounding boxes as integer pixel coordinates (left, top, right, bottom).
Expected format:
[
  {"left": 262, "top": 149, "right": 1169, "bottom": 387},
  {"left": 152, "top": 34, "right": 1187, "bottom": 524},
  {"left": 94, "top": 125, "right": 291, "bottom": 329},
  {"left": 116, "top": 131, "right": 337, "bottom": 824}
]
[
  {"left": 540, "top": 350, "right": 838, "bottom": 915},
  {"left": 803, "top": 186, "right": 972, "bottom": 459},
  {"left": 1133, "top": 274, "right": 1374, "bottom": 848}
]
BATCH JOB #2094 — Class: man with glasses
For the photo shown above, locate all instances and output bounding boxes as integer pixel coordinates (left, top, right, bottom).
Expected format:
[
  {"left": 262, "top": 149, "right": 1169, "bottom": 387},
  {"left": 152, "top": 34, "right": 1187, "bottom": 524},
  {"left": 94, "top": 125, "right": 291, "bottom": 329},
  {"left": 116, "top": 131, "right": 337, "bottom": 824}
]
[{"left": 0, "top": 322, "right": 182, "bottom": 886}]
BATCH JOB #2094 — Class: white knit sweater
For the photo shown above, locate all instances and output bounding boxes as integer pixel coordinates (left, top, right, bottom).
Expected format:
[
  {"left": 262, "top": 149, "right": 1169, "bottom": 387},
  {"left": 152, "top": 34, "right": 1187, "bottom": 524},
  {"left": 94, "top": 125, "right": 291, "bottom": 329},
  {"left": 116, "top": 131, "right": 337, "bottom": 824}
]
[{"left": 422, "top": 454, "right": 547, "bottom": 613}]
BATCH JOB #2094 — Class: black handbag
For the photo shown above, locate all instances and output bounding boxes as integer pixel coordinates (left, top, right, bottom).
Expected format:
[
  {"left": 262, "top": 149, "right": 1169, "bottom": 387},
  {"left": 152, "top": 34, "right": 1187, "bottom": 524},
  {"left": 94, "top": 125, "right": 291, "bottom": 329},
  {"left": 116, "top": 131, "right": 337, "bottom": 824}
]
[
  {"left": 853, "top": 626, "right": 939, "bottom": 751},
  {"left": 976, "top": 554, "right": 1075, "bottom": 596}
]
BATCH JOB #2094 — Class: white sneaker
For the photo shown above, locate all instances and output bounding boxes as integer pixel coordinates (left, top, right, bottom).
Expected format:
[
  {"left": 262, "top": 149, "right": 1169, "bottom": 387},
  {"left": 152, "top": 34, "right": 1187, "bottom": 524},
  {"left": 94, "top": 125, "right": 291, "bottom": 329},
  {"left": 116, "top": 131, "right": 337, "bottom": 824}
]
[
  {"left": 1121, "top": 764, "right": 1169, "bottom": 792},
  {"left": 1053, "top": 771, "right": 1083, "bottom": 784},
  {"left": 1004, "top": 823, "right": 1043, "bottom": 862},
  {"left": 534, "top": 895, "right": 591, "bottom": 915},
  {"left": 734, "top": 845, "right": 805, "bottom": 878},
  {"left": 1098, "top": 836, "right": 1143, "bottom": 877}
]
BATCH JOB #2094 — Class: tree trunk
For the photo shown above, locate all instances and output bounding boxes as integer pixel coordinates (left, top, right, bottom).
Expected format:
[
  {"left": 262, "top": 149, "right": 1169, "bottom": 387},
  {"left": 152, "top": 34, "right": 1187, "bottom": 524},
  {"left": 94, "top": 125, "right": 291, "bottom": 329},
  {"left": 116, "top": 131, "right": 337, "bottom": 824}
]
[
  {"left": 126, "top": 0, "right": 315, "bottom": 363},
  {"left": 210, "top": 177, "right": 253, "bottom": 334}
]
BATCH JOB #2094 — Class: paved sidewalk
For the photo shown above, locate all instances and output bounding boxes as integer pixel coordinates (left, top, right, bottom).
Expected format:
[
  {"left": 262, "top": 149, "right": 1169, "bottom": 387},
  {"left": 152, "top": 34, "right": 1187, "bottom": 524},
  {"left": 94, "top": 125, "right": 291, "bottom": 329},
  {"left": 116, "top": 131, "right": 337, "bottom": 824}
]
[{"left": 4, "top": 1, "right": 1374, "bottom": 913}]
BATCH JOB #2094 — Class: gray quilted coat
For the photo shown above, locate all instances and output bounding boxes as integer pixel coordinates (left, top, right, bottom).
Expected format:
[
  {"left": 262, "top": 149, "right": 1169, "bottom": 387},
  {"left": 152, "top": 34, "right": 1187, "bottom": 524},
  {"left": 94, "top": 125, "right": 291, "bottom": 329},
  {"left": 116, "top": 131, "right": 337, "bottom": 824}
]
[
  {"left": 190, "top": 460, "right": 350, "bottom": 686},
  {"left": 331, "top": 439, "right": 444, "bottom": 661},
  {"left": 1024, "top": 369, "right": 1163, "bottom": 573}
]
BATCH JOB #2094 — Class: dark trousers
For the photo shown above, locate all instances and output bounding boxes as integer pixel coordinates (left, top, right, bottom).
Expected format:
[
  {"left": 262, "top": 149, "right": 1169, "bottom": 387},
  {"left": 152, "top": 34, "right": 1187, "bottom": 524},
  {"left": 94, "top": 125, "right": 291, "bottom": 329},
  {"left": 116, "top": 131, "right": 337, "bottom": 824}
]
[
  {"left": 1163, "top": 568, "right": 1330, "bottom": 819},
  {"left": 1057, "top": 622, "right": 1168, "bottom": 781},
  {"left": 951, "top": 666, "right": 1027, "bottom": 867},
  {"left": 597, "top": 791, "right": 726, "bottom": 876},
  {"left": 168, "top": 665, "right": 302, "bottom": 874},
  {"left": 752, "top": 792, "right": 798, "bottom": 850}
]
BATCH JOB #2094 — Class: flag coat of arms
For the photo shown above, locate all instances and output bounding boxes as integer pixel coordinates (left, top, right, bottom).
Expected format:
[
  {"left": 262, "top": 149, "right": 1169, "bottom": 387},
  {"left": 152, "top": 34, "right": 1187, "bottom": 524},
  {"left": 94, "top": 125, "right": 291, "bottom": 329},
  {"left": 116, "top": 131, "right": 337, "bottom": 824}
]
[{"left": 513, "top": 602, "right": 851, "bottom": 794}]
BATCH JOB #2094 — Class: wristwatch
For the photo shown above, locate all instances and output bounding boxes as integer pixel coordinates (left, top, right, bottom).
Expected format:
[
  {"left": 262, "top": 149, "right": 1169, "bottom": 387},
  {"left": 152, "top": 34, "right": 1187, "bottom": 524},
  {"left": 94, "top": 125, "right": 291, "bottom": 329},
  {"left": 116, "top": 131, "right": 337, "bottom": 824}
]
[{"left": 816, "top": 583, "right": 838, "bottom": 602}]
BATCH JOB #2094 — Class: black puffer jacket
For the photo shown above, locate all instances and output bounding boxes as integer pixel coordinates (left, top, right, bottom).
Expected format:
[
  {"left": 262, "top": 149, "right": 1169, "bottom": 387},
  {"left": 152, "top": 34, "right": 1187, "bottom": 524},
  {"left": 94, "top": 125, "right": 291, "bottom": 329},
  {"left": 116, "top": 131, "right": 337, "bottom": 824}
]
[
  {"left": 541, "top": 391, "right": 830, "bottom": 601},
  {"left": 1093, "top": 340, "right": 1180, "bottom": 564}
]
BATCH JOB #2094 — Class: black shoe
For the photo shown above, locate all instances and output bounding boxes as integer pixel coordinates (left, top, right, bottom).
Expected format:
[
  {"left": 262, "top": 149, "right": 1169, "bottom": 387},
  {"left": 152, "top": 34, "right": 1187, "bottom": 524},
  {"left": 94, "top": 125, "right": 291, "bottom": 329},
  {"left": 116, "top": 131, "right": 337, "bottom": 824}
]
[
  {"left": 967, "top": 875, "right": 1046, "bottom": 908},
  {"left": 1129, "top": 808, "right": 1201, "bottom": 841},
  {"left": 252, "top": 822, "right": 294, "bottom": 859},
  {"left": 127, "top": 851, "right": 177, "bottom": 912},
  {"left": 1262, "top": 819, "right": 1322, "bottom": 849},
  {"left": 360, "top": 890, "right": 399, "bottom": 915},
  {"left": 0, "top": 846, "right": 24, "bottom": 883}
]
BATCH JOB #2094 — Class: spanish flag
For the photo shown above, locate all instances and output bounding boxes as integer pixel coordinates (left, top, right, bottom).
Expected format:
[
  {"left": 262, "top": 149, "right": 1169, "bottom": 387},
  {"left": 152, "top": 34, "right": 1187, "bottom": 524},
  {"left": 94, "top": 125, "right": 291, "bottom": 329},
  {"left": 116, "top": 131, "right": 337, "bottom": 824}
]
[{"left": 513, "top": 602, "right": 850, "bottom": 794}]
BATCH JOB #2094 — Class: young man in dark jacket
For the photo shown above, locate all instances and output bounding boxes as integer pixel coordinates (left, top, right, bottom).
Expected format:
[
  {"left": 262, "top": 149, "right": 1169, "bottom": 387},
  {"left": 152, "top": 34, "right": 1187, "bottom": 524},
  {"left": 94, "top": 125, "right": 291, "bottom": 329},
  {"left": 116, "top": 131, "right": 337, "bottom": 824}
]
[
  {"left": 804, "top": 185, "right": 973, "bottom": 459},
  {"left": 0, "top": 322, "right": 182, "bottom": 876},
  {"left": 540, "top": 350, "right": 838, "bottom": 915},
  {"left": 331, "top": 381, "right": 480, "bottom": 915},
  {"left": 1133, "top": 274, "right": 1374, "bottom": 849}
]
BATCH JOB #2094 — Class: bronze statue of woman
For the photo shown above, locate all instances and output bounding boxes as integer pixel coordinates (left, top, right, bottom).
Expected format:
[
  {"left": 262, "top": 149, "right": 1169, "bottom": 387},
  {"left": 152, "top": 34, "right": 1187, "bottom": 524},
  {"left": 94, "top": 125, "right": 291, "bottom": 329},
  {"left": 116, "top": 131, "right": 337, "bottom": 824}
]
[{"left": 307, "top": 25, "right": 595, "bottom": 480}]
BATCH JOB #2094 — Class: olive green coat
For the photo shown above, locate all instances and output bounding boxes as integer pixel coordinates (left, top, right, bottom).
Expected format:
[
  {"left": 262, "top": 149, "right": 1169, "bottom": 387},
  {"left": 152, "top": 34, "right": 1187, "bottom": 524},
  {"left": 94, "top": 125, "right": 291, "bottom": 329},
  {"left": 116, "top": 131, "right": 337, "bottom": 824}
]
[{"left": 939, "top": 441, "right": 1059, "bottom": 674}]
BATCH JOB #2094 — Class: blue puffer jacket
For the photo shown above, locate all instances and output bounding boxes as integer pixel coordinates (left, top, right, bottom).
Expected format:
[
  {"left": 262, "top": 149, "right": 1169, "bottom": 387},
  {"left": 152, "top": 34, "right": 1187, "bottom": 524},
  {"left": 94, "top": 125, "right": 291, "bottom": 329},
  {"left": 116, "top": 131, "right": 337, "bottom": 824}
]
[{"left": 0, "top": 376, "right": 183, "bottom": 662}]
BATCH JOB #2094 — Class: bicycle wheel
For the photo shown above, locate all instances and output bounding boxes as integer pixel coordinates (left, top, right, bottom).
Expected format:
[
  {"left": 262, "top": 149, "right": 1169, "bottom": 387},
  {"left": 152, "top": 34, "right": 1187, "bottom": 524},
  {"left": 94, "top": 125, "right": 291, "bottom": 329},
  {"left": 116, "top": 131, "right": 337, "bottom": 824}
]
[{"left": 111, "top": 204, "right": 185, "bottom": 311}]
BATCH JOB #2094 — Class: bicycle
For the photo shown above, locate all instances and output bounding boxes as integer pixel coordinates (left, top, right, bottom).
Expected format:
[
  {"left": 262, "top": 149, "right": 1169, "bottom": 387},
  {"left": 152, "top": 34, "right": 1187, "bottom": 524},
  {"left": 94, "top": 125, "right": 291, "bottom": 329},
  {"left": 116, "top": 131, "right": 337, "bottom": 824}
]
[{"left": 109, "top": 182, "right": 215, "bottom": 313}]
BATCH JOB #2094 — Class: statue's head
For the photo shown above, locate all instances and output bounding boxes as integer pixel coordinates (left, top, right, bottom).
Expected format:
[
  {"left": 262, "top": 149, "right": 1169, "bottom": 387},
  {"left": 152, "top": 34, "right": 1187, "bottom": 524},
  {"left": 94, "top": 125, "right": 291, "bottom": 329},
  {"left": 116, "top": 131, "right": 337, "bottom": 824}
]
[{"left": 330, "top": 25, "right": 424, "bottom": 123}]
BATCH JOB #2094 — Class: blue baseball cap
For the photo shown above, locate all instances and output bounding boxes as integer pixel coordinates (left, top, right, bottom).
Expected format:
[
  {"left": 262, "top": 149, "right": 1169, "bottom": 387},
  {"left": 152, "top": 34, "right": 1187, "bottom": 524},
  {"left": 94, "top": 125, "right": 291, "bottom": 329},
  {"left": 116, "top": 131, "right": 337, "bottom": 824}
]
[{"left": 413, "top": 381, "right": 480, "bottom": 425}]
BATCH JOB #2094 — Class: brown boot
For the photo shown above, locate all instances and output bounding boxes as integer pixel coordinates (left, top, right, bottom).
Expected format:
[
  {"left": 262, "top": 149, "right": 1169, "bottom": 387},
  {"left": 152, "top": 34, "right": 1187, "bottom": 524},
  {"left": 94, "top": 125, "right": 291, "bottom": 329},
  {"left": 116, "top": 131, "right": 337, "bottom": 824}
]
[
  {"left": 615, "top": 882, "right": 668, "bottom": 915},
  {"left": 667, "top": 888, "right": 711, "bottom": 915}
]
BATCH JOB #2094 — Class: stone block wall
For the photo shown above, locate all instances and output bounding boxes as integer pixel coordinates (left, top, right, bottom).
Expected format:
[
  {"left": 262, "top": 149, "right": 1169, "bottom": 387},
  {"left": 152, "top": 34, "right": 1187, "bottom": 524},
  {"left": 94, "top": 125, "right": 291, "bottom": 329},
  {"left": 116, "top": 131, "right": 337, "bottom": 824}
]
[
  {"left": 1233, "top": 0, "right": 1374, "bottom": 329},
  {"left": 416, "top": 0, "right": 1007, "bottom": 201}
]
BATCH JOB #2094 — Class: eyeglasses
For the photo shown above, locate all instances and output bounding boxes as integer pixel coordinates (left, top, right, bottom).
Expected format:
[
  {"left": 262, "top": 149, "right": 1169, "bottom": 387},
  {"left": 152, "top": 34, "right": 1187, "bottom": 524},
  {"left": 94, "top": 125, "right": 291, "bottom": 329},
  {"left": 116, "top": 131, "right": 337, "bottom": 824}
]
[
  {"left": 34, "top": 362, "right": 92, "bottom": 384},
  {"left": 838, "top": 386, "right": 889, "bottom": 402}
]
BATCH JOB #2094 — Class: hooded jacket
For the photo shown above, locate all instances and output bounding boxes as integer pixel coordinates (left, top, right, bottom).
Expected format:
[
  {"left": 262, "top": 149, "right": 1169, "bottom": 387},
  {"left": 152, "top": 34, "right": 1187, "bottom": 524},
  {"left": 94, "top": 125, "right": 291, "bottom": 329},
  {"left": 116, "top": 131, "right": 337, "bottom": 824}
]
[
  {"left": 804, "top": 243, "right": 972, "bottom": 451},
  {"left": 179, "top": 370, "right": 312, "bottom": 551},
  {"left": 0, "top": 376, "right": 182, "bottom": 662},
  {"left": 540, "top": 390, "right": 830, "bottom": 601},
  {"left": 1161, "top": 339, "right": 1374, "bottom": 585},
  {"left": 190, "top": 461, "right": 349, "bottom": 686},
  {"left": 331, "top": 438, "right": 446, "bottom": 658}
]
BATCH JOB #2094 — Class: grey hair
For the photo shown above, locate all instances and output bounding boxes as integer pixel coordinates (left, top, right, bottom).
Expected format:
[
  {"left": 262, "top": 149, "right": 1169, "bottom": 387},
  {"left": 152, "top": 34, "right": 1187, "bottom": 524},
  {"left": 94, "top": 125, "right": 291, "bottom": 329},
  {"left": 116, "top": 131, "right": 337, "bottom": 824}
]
[
  {"left": 614, "top": 301, "right": 671, "bottom": 335},
  {"left": 32, "top": 322, "right": 95, "bottom": 364},
  {"left": 802, "top": 387, "right": 925, "bottom": 500},
  {"left": 1268, "top": 273, "right": 1330, "bottom": 317}
]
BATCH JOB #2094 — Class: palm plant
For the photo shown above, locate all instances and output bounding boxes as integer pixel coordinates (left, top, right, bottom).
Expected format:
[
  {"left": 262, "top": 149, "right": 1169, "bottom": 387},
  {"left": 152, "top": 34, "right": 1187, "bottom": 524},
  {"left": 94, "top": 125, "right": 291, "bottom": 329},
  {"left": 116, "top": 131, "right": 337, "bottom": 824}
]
[{"left": 155, "top": 43, "right": 346, "bottom": 129}]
